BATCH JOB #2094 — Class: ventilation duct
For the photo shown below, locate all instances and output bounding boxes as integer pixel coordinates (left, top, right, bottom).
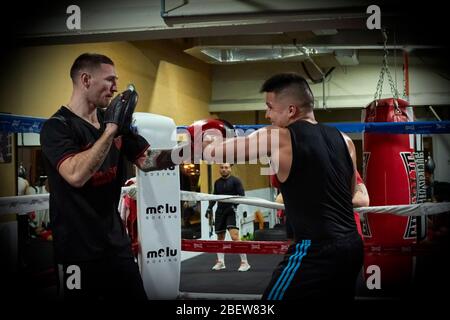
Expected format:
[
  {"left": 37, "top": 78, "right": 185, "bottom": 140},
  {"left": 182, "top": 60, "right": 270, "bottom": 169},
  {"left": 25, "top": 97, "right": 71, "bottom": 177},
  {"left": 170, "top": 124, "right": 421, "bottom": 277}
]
[{"left": 184, "top": 45, "right": 334, "bottom": 64}]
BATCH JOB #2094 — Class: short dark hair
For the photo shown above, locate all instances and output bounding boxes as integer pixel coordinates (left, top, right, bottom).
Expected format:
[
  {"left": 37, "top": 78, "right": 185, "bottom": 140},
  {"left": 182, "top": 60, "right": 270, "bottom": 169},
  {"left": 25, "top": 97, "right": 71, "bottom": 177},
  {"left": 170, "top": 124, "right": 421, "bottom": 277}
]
[
  {"left": 70, "top": 53, "right": 114, "bottom": 81},
  {"left": 260, "top": 73, "right": 314, "bottom": 109}
]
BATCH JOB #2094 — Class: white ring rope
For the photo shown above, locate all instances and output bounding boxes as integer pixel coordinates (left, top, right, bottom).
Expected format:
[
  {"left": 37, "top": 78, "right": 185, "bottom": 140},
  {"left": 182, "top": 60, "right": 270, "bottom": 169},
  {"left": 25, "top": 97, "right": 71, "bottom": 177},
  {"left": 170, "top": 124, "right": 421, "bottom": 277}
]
[
  {"left": 355, "top": 202, "right": 450, "bottom": 217},
  {"left": 1, "top": 189, "right": 449, "bottom": 217},
  {"left": 181, "top": 190, "right": 284, "bottom": 210},
  {"left": 0, "top": 194, "right": 50, "bottom": 215}
]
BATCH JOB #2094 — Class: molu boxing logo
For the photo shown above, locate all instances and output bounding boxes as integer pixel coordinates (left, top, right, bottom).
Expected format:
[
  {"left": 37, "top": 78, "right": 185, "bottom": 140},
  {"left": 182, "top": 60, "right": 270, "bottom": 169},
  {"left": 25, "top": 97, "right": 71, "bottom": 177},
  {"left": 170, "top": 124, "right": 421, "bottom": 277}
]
[
  {"left": 400, "top": 151, "right": 426, "bottom": 239},
  {"left": 146, "top": 203, "right": 177, "bottom": 214},
  {"left": 145, "top": 203, "right": 178, "bottom": 220},
  {"left": 146, "top": 247, "right": 178, "bottom": 264}
]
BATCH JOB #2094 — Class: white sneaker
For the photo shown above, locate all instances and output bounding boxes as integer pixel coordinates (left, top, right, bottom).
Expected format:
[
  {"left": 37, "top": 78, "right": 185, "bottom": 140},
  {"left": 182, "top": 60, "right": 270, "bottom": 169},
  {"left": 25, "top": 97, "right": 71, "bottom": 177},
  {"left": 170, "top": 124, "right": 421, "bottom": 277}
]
[
  {"left": 238, "top": 262, "right": 251, "bottom": 272},
  {"left": 212, "top": 261, "right": 226, "bottom": 270}
]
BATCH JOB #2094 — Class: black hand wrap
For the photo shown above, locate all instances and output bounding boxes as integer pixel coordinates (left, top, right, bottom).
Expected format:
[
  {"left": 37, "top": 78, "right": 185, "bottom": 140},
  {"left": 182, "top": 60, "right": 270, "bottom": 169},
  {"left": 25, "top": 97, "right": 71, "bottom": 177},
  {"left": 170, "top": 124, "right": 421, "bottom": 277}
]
[{"left": 104, "top": 85, "right": 138, "bottom": 134}]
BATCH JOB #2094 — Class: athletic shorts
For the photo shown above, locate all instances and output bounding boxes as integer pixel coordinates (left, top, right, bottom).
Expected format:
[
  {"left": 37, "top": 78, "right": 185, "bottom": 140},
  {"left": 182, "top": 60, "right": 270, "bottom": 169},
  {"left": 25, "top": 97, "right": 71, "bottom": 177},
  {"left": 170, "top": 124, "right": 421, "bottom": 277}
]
[
  {"left": 262, "top": 231, "right": 364, "bottom": 300},
  {"left": 214, "top": 206, "right": 238, "bottom": 233}
]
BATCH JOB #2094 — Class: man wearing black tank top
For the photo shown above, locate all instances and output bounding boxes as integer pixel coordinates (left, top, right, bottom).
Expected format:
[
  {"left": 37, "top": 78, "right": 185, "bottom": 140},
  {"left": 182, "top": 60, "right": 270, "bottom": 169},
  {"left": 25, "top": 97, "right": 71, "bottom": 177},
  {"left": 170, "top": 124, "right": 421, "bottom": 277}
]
[{"left": 203, "top": 73, "right": 363, "bottom": 300}]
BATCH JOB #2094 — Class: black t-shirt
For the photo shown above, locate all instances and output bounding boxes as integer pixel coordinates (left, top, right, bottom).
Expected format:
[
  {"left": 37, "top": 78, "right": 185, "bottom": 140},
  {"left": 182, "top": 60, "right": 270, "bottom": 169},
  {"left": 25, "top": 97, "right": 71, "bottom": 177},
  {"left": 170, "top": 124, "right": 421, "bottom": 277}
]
[
  {"left": 209, "top": 175, "right": 245, "bottom": 211},
  {"left": 40, "top": 106, "right": 149, "bottom": 263},
  {"left": 280, "top": 120, "right": 355, "bottom": 241}
]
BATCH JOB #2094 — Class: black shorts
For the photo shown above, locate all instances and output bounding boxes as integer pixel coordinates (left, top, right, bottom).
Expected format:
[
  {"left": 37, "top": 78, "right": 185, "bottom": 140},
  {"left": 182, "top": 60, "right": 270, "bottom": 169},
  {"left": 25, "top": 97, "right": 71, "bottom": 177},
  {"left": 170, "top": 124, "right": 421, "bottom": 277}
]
[
  {"left": 59, "top": 256, "right": 147, "bottom": 300},
  {"left": 214, "top": 207, "right": 238, "bottom": 233},
  {"left": 262, "top": 232, "right": 364, "bottom": 300}
]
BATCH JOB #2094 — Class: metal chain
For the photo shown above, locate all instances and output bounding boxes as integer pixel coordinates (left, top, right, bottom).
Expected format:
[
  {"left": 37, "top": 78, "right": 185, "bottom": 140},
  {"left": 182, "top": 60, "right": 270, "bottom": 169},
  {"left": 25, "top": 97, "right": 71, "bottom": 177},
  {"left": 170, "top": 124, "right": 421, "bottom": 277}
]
[
  {"left": 374, "top": 29, "right": 399, "bottom": 100},
  {"left": 385, "top": 57, "right": 399, "bottom": 99},
  {"left": 402, "top": 59, "right": 408, "bottom": 99},
  {"left": 374, "top": 62, "right": 385, "bottom": 100}
]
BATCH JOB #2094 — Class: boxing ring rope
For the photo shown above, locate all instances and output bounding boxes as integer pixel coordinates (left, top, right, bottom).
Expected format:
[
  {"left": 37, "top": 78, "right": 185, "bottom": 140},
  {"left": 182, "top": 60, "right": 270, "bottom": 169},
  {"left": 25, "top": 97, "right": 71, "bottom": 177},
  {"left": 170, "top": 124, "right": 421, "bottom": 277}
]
[
  {"left": 0, "top": 194, "right": 50, "bottom": 215},
  {"left": 180, "top": 121, "right": 450, "bottom": 134},
  {"left": 2, "top": 191, "right": 449, "bottom": 217},
  {"left": 183, "top": 121, "right": 450, "bottom": 134},
  {"left": 2, "top": 193, "right": 448, "bottom": 258},
  {"left": 180, "top": 239, "right": 448, "bottom": 257},
  {"left": 180, "top": 191, "right": 450, "bottom": 217},
  {"left": 182, "top": 239, "right": 290, "bottom": 255},
  {"left": 1, "top": 191, "right": 449, "bottom": 257},
  {"left": 2, "top": 113, "right": 450, "bottom": 134}
]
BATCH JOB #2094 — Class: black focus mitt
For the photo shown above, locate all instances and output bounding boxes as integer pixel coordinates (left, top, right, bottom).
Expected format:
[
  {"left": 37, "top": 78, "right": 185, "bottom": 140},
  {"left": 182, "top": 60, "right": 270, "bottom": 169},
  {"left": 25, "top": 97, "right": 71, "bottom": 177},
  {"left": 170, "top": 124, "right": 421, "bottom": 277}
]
[{"left": 104, "top": 84, "right": 138, "bottom": 134}]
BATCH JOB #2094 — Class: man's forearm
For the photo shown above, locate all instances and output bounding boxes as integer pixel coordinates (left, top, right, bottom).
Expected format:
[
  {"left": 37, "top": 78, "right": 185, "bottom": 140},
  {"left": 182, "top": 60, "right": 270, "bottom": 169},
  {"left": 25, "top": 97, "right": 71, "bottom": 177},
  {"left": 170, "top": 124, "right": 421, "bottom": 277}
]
[
  {"left": 138, "top": 148, "right": 177, "bottom": 172},
  {"left": 60, "top": 126, "right": 116, "bottom": 187},
  {"left": 352, "top": 184, "right": 370, "bottom": 207},
  {"left": 137, "top": 142, "right": 191, "bottom": 172}
]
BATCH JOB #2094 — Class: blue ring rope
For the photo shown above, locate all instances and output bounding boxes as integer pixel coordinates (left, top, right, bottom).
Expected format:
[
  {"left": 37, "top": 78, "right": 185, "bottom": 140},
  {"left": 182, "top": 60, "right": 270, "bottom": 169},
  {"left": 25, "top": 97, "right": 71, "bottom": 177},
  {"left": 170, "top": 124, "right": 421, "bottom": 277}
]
[
  {"left": 180, "top": 121, "right": 450, "bottom": 134},
  {"left": 1, "top": 113, "right": 450, "bottom": 134}
]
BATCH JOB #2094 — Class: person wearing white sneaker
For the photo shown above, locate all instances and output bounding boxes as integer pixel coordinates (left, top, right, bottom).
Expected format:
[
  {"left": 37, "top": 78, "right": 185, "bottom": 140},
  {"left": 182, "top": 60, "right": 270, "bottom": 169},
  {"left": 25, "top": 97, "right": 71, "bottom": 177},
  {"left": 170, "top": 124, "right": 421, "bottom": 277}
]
[
  {"left": 238, "top": 261, "right": 251, "bottom": 272},
  {"left": 212, "top": 260, "right": 226, "bottom": 270},
  {"left": 206, "top": 164, "right": 250, "bottom": 272}
]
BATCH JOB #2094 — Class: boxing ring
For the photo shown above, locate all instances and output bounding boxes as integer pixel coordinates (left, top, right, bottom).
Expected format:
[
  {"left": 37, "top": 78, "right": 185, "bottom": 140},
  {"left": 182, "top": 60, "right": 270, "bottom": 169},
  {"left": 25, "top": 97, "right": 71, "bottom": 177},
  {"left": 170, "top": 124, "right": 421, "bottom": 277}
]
[{"left": 1, "top": 112, "right": 450, "bottom": 300}]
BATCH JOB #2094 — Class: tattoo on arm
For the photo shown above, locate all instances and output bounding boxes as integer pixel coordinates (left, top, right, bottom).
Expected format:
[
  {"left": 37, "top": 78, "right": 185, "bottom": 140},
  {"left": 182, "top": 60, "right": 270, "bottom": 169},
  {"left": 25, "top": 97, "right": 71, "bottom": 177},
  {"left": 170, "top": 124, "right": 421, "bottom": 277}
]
[
  {"left": 139, "top": 148, "right": 176, "bottom": 172},
  {"left": 355, "top": 184, "right": 368, "bottom": 196},
  {"left": 59, "top": 128, "right": 116, "bottom": 187},
  {"left": 88, "top": 138, "right": 113, "bottom": 174}
]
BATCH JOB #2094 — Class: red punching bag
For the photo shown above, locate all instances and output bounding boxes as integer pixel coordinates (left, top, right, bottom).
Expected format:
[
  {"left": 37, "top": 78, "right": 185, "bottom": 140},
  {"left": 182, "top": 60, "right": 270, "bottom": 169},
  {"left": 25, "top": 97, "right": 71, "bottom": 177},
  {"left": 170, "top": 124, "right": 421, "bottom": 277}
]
[{"left": 362, "top": 98, "right": 423, "bottom": 292}]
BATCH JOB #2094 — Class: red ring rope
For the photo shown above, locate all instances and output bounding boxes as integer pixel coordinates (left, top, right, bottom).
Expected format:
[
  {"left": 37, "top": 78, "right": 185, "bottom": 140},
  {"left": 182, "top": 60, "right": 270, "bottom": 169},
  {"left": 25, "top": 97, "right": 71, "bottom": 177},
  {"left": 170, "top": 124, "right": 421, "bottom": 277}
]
[{"left": 181, "top": 239, "right": 447, "bottom": 256}]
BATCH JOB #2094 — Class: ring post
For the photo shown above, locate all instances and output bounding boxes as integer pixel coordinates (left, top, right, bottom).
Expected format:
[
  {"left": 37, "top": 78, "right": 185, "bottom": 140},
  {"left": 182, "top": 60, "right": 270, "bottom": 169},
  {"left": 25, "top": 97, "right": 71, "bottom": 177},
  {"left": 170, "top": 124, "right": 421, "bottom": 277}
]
[{"left": 133, "top": 112, "right": 181, "bottom": 299}]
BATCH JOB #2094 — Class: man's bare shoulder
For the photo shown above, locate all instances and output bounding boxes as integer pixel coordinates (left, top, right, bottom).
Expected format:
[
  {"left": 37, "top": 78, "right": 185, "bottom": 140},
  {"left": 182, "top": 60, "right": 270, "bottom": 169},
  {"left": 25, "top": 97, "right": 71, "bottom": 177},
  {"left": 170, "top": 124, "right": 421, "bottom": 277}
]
[{"left": 264, "top": 125, "right": 290, "bottom": 137}]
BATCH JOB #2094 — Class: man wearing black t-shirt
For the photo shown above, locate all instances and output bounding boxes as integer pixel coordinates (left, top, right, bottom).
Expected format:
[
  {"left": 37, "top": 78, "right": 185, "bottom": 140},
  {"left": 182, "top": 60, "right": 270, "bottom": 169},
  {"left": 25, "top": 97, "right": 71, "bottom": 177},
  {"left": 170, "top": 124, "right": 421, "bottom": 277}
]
[
  {"left": 40, "top": 53, "right": 178, "bottom": 300},
  {"left": 206, "top": 163, "right": 250, "bottom": 272}
]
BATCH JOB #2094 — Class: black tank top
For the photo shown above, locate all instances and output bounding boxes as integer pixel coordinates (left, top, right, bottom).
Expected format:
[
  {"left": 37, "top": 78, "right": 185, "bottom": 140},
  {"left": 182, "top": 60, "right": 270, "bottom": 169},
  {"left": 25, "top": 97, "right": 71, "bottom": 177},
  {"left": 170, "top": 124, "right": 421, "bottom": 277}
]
[{"left": 280, "top": 120, "right": 356, "bottom": 240}]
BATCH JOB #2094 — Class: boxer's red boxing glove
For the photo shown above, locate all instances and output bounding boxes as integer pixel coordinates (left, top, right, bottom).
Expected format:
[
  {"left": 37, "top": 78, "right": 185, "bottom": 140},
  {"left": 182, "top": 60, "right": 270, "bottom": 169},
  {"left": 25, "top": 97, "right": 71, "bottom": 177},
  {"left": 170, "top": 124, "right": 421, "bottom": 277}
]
[
  {"left": 187, "top": 119, "right": 234, "bottom": 140},
  {"left": 186, "top": 119, "right": 235, "bottom": 162},
  {"left": 217, "top": 119, "right": 235, "bottom": 137}
]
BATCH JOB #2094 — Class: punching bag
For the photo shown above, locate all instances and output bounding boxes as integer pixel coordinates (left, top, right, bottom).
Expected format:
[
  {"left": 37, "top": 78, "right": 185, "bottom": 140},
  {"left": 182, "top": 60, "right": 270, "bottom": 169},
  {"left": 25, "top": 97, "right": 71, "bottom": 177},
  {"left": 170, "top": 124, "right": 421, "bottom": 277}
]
[{"left": 362, "top": 98, "right": 424, "bottom": 293}]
